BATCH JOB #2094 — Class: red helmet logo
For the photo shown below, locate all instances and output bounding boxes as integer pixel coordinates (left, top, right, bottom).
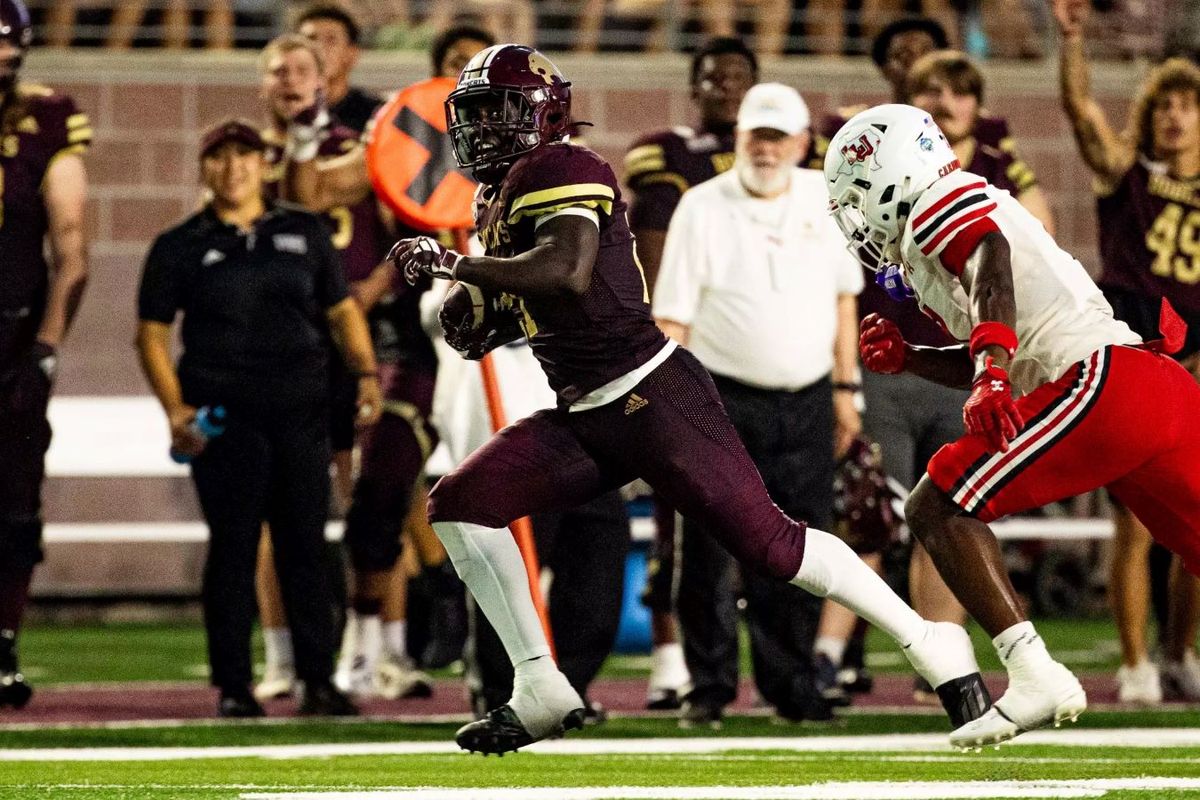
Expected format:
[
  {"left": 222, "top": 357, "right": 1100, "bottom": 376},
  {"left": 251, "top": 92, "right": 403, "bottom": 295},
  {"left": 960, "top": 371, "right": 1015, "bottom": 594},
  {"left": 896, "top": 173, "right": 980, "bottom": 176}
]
[{"left": 837, "top": 130, "right": 883, "bottom": 176}]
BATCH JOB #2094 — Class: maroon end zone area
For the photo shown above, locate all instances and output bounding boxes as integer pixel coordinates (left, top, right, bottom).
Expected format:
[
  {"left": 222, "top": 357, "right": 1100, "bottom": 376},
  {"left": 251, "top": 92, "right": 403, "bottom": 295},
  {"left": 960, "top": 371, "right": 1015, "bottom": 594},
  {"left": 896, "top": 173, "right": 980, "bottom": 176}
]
[{"left": 0, "top": 674, "right": 1136, "bottom": 725}]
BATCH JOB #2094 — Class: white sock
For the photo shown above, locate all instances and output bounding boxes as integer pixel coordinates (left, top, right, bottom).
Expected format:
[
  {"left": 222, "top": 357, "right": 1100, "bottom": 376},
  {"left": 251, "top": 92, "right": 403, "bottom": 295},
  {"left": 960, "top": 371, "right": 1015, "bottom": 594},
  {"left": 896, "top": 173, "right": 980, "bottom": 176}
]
[
  {"left": 433, "top": 521, "right": 552, "bottom": 665},
  {"left": 992, "top": 621, "right": 1052, "bottom": 671},
  {"left": 262, "top": 627, "right": 293, "bottom": 671},
  {"left": 649, "top": 642, "right": 690, "bottom": 688},
  {"left": 815, "top": 635, "right": 847, "bottom": 666},
  {"left": 356, "top": 613, "right": 383, "bottom": 671},
  {"left": 792, "top": 528, "right": 926, "bottom": 647},
  {"left": 509, "top": 655, "right": 582, "bottom": 736},
  {"left": 383, "top": 620, "right": 408, "bottom": 661}
]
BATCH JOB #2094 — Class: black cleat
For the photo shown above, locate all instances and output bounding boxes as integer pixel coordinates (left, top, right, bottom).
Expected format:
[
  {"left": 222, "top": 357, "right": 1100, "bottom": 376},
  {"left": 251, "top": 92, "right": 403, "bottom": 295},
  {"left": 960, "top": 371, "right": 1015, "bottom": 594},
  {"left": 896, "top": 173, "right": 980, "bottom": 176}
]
[
  {"left": 814, "top": 654, "right": 851, "bottom": 707},
  {"left": 298, "top": 681, "right": 359, "bottom": 717},
  {"left": 0, "top": 670, "right": 32, "bottom": 710},
  {"left": 217, "top": 691, "right": 265, "bottom": 719},
  {"left": 936, "top": 672, "right": 993, "bottom": 729},
  {"left": 645, "top": 687, "right": 684, "bottom": 711},
  {"left": 456, "top": 703, "right": 585, "bottom": 755}
]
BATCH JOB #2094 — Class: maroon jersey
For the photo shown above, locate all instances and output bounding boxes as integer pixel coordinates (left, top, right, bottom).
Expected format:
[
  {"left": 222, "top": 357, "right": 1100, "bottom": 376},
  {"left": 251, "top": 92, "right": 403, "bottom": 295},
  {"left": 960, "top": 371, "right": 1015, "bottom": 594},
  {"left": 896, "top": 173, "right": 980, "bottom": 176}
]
[
  {"left": 263, "top": 123, "right": 389, "bottom": 283},
  {"left": 477, "top": 143, "right": 668, "bottom": 404},
  {"left": 1097, "top": 160, "right": 1200, "bottom": 352},
  {"left": 624, "top": 126, "right": 736, "bottom": 230},
  {"left": 0, "top": 85, "right": 91, "bottom": 358}
]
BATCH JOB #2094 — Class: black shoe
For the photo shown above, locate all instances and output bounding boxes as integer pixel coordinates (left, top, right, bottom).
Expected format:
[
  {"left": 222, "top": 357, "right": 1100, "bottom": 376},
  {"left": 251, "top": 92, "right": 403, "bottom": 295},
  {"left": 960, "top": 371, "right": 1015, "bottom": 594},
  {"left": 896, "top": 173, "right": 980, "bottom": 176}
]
[
  {"left": 678, "top": 700, "right": 723, "bottom": 730},
  {"left": 218, "top": 691, "right": 265, "bottom": 718},
  {"left": 0, "top": 670, "right": 32, "bottom": 710},
  {"left": 0, "top": 630, "right": 32, "bottom": 711},
  {"left": 774, "top": 692, "right": 836, "bottom": 723},
  {"left": 582, "top": 701, "right": 607, "bottom": 726},
  {"left": 298, "top": 681, "right": 359, "bottom": 717},
  {"left": 838, "top": 665, "right": 874, "bottom": 695},
  {"left": 645, "top": 687, "right": 684, "bottom": 711},
  {"left": 456, "top": 703, "right": 586, "bottom": 755},
  {"left": 814, "top": 654, "right": 851, "bottom": 707}
]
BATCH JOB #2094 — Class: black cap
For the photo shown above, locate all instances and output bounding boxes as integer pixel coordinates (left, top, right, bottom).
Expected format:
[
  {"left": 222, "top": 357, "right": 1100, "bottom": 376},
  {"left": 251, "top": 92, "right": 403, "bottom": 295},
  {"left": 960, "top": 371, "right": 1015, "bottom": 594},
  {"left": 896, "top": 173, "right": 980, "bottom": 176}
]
[{"left": 199, "top": 118, "right": 267, "bottom": 159}]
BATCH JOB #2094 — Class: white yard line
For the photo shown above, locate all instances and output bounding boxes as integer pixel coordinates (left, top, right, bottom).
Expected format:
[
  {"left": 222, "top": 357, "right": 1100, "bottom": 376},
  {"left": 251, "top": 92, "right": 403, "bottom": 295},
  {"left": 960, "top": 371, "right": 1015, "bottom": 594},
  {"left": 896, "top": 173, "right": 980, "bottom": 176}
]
[
  {"left": 5, "top": 729, "right": 1200, "bottom": 761},
  {"left": 238, "top": 778, "right": 1200, "bottom": 800}
]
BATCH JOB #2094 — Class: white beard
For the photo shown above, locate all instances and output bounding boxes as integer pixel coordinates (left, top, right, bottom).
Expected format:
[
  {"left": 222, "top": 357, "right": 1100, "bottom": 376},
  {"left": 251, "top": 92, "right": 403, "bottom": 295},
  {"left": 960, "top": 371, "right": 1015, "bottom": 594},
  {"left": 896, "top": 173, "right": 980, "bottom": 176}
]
[{"left": 737, "top": 161, "right": 791, "bottom": 197}]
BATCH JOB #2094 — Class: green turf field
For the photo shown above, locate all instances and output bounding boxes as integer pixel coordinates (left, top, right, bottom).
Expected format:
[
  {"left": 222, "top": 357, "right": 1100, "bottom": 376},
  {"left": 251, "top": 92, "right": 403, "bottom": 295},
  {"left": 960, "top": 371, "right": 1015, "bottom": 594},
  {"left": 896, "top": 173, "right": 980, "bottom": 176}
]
[
  {"left": 15, "top": 615, "right": 1128, "bottom": 684},
  {"left": 5, "top": 620, "right": 1198, "bottom": 799}
]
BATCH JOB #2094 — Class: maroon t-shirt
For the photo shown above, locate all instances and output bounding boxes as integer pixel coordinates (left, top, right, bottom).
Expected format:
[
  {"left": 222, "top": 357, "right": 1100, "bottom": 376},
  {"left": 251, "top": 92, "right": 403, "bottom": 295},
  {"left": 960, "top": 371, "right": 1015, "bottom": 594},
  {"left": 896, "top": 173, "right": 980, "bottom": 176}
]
[
  {"left": 0, "top": 85, "right": 91, "bottom": 362},
  {"left": 624, "top": 126, "right": 736, "bottom": 231},
  {"left": 476, "top": 143, "right": 668, "bottom": 404},
  {"left": 263, "top": 123, "right": 389, "bottom": 283}
]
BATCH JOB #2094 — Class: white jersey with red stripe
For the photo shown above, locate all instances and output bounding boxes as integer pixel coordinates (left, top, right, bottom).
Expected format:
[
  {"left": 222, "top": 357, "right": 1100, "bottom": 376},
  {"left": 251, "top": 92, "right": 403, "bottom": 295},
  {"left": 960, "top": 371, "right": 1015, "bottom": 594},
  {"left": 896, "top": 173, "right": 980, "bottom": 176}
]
[{"left": 899, "top": 169, "right": 1140, "bottom": 395}]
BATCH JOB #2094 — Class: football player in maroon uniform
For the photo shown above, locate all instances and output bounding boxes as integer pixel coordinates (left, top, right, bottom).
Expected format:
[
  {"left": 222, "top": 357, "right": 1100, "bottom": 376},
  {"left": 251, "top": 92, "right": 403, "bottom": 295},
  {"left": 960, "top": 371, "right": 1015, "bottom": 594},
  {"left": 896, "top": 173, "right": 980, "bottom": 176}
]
[
  {"left": 621, "top": 35, "right": 755, "bottom": 711},
  {"left": 1057, "top": 0, "right": 1200, "bottom": 703},
  {"left": 388, "top": 43, "right": 990, "bottom": 755},
  {"left": 0, "top": 0, "right": 90, "bottom": 710}
]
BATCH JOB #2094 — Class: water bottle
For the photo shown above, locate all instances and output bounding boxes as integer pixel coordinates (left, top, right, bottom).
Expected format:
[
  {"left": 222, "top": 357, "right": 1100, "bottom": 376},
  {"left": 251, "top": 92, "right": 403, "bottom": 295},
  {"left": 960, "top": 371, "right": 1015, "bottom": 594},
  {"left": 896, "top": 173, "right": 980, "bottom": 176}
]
[{"left": 169, "top": 405, "right": 227, "bottom": 464}]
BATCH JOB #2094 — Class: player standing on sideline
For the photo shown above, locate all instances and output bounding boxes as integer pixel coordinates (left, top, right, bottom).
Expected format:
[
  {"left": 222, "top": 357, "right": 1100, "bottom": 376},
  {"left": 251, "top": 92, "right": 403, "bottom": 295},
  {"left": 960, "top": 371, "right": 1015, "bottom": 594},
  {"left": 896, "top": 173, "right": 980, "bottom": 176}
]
[
  {"left": 826, "top": 103, "right": 1200, "bottom": 749},
  {"left": 0, "top": 0, "right": 90, "bottom": 710},
  {"left": 389, "top": 44, "right": 989, "bottom": 755},
  {"left": 295, "top": 3, "right": 381, "bottom": 135},
  {"left": 1055, "top": 0, "right": 1200, "bottom": 703},
  {"left": 621, "top": 35, "right": 756, "bottom": 711}
]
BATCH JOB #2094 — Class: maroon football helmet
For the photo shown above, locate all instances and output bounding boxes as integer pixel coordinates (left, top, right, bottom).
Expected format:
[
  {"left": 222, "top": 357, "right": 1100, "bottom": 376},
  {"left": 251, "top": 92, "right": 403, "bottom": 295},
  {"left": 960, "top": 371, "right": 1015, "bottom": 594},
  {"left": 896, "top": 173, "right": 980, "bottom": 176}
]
[
  {"left": 445, "top": 44, "right": 572, "bottom": 182},
  {"left": 0, "top": 0, "right": 32, "bottom": 95}
]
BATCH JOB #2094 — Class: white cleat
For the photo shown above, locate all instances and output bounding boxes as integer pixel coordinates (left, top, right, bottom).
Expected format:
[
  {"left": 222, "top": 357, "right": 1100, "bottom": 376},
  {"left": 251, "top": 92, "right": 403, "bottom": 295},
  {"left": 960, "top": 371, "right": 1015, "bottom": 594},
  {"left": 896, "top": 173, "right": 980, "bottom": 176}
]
[
  {"left": 950, "top": 659, "right": 1086, "bottom": 749},
  {"left": 375, "top": 656, "right": 433, "bottom": 700},
  {"left": 1116, "top": 659, "right": 1162, "bottom": 705},
  {"left": 334, "top": 654, "right": 379, "bottom": 699},
  {"left": 253, "top": 665, "right": 296, "bottom": 701},
  {"left": 1161, "top": 651, "right": 1200, "bottom": 702}
]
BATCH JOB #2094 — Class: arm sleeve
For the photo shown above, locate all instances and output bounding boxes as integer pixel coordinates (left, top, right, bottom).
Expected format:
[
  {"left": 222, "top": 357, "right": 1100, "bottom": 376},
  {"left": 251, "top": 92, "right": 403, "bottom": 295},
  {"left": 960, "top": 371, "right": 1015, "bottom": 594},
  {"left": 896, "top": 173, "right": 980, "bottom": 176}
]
[
  {"left": 310, "top": 218, "right": 351, "bottom": 308},
  {"left": 650, "top": 191, "right": 706, "bottom": 325},
  {"left": 137, "top": 237, "right": 181, "bottom": 323}
]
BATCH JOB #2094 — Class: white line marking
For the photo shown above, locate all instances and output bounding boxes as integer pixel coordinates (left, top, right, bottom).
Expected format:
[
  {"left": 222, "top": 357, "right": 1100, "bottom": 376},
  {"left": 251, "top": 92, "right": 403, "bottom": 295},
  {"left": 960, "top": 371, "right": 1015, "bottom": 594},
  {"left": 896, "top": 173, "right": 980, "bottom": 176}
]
[
  {"left": 239, "top": 778, "right": 1200, "bottom": 799},
  {"left": 6, "top": 729, "right": 1200, "bottom": 761}
]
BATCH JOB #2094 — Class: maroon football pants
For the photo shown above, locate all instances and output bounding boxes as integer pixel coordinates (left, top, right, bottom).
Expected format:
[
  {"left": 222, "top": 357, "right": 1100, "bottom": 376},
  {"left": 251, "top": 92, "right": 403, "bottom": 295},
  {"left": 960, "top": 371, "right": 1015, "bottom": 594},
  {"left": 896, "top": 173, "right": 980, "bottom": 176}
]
[{"left": 428, "top": 348, "right": 807, "bottom": 581}]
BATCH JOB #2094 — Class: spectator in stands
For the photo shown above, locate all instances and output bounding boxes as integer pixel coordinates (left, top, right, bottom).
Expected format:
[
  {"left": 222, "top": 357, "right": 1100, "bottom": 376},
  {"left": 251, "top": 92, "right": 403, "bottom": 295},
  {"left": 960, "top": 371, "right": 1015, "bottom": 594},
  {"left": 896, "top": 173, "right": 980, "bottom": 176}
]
[
  {"left": 805, "top": 0, "right": 956, "bottom": 57},
  {"left": 0, "top": 0, "right": 90, "bottom": 712},
  {"left": 653, "top": 83, "right": 863, "bottom": 727},
  {"left": 622, "top": 36, "right": 756, "bottom": 710},
  {"left": 1056, "top": 0, "right": 1200, "bottom": 703},
  {"left": 136, "top": 118, "right": 379, "bottom": 718},
  {"left": 295, "top": 3, "right": 380, "bottom": 134},
  {"left": 44, "top": 0, "right": 237, "bottom": 49}
]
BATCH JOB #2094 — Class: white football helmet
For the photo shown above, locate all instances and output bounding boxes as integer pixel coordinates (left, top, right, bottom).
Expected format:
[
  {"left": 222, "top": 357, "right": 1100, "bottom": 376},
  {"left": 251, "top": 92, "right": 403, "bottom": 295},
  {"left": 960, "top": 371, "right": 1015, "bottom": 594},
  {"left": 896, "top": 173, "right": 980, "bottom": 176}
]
[{"left": 824, "top": 103, "right": 959, "bottom": 271}]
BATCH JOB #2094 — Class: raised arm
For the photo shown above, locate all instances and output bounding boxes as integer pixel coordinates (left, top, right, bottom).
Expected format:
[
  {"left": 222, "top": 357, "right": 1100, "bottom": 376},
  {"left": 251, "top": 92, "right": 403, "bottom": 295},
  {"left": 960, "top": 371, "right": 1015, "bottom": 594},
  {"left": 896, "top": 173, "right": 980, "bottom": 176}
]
[{"left": 1055, "top": 0, "right": 1134, "bottom": 185}]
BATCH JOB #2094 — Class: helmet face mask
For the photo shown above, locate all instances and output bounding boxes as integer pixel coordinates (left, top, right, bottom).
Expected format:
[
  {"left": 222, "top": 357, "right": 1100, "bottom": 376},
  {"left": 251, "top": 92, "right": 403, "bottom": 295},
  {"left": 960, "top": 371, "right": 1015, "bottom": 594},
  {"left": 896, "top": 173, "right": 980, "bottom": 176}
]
[
  {"left": 824, "top": 104, "right": 959, "bottom": 272},
  {"left": 445, "top": 44, "right": 572, "bottom": 183},
  {"left": 0, "top": 0, "right": 31, "bottom": 96}
]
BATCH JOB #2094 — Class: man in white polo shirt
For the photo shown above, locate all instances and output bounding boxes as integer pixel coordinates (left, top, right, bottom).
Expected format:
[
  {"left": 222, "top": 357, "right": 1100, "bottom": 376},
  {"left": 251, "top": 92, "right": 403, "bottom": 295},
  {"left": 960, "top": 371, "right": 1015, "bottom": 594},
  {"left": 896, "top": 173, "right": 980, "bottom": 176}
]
[{"left": 653, "top": 82, "right": 864, "bottom": 727}]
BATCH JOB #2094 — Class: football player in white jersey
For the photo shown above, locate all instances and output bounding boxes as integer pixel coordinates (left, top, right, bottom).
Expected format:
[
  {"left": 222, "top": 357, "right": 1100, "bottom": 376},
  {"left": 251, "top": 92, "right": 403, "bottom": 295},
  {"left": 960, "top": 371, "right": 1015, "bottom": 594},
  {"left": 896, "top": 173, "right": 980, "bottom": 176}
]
[{"left": 826, "top": 104, "right": 1200, "bottom": 748}]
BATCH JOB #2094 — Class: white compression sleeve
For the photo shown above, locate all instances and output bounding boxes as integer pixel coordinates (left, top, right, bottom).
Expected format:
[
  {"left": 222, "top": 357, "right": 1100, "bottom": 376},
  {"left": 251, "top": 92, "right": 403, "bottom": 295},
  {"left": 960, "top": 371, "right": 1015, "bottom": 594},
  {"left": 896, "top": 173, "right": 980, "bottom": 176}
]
[
  {"left": 791, "top": 527, "right": 927, "bottom": 647},
  {"left": 432, "top": 521, "right": 551, "bottom": 665}
]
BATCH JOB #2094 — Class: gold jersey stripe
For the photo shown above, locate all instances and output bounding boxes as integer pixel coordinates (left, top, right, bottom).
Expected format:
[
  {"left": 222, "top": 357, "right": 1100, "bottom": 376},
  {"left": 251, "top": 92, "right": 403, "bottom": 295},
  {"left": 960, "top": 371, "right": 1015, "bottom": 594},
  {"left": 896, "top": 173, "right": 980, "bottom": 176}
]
[
  {"left": 509, "top": 182, "right": 614, "bottom": 217},
  {"left": 67, "top": 113, "right": 90, "bottom": 128},
  {"left": 624, "top": 144, "right": 664, "bottom": 165},
  {"left": 508, "top": 197, "right": 614, "bottom": 224},
  {"left": 67, "top": 127, "right": 94, "bottom": 144},
  {"left": 625, "top": 154, "right": 667, "bottom": 177},
  {"left": 634, "top": 171, "right": 689, "bottom": 196}
]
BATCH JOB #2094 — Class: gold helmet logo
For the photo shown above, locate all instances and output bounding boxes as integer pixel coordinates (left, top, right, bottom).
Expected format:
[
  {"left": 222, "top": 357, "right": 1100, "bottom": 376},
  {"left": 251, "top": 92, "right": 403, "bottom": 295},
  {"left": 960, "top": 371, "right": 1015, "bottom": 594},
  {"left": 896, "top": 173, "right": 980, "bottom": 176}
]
[{"left": 527, "top": 52, "right": 557, "bottom": 85}]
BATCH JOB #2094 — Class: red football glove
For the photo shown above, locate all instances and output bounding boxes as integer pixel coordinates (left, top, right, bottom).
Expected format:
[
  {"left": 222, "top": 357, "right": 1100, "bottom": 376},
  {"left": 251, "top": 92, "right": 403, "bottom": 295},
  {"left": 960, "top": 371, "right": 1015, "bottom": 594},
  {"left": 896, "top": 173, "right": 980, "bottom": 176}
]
[
  {"left": 963, "top": 357, "right": 1025, "bottom": 454},
  {"left": 859, "top": 313, "right": 908, "bottom": 374}
]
